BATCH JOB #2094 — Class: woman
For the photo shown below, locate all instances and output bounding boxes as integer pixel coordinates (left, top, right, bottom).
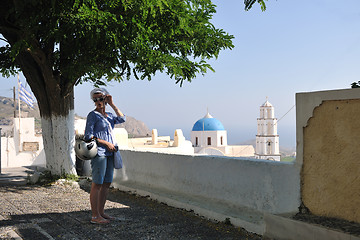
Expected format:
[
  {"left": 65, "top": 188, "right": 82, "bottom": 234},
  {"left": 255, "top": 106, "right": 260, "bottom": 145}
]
[{"left": 84, "top": 88, "right": 125, "bottom": 224}]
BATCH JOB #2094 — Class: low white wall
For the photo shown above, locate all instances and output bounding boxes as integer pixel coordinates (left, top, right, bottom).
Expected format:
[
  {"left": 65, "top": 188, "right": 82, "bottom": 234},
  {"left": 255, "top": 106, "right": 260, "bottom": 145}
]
[
  {"left": 1, "top": 136, "right": 46, "bottom": 168},
  {"left": 1, "top": 118, "right": 46, "bottom": 168},
  {"left": 113, "top": 150, "right": 300, "bottom": 215}
]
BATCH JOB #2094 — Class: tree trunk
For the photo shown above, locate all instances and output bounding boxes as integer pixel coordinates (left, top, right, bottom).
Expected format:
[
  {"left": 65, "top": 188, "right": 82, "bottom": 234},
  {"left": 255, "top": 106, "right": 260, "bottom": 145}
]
[
  {"left": 15, "top": 51, "right": 77, "bottom": 175},
  {"left": 40, "top": 93, "right": 77, "bottom": 176}
]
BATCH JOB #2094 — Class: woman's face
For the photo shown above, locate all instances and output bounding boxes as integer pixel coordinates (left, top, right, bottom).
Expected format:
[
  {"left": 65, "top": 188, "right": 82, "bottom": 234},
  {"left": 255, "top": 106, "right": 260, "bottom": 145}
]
[{"left": 92, "top": 93, "right": 106, "bottom": 109}]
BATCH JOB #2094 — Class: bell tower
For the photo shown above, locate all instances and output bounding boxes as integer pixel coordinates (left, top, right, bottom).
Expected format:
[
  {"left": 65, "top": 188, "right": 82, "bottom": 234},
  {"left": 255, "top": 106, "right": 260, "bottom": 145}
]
[{"left": 255, "top": 98, "right": 281, "bottom": 161}]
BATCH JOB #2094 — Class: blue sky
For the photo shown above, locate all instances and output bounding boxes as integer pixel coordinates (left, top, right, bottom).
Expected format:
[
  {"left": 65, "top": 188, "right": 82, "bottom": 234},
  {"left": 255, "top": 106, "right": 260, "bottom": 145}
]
[{"left": 1, "top": 0, "right": 360, "bottom": 148}]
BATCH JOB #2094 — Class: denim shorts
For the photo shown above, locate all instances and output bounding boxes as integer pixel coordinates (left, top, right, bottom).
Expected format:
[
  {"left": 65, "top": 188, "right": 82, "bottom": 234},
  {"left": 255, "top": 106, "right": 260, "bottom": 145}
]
[{"left": 91, "top": 154, "right": 114, "bottom": 184}]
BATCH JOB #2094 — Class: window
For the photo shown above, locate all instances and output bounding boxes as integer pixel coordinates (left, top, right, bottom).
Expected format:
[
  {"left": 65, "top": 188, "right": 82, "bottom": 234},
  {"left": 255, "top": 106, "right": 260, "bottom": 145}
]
[
  {"left": 207, "top": 137, "right": 211, "bottom": 145},
  {"left": 266, "top": 141, "right": 272, "bottom": 154},
  {"left": 220, "top": 136, "right": 223, "bottom": 145},
  {"left": 195, "top": 137, "right": 198, "bottom": 146}
]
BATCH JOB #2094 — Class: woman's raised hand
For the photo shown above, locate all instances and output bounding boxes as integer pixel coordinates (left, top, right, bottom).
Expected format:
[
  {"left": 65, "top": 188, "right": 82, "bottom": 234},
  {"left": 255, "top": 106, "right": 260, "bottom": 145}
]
[{"left": 105, "top": 95, "right": 114, "bottom": 106}]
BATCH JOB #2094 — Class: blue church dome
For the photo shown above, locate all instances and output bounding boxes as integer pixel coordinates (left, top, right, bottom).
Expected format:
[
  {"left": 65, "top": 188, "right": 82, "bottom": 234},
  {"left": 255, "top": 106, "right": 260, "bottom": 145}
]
[{"left": 192, "top": 112, "right": 225, "bottom": 131}]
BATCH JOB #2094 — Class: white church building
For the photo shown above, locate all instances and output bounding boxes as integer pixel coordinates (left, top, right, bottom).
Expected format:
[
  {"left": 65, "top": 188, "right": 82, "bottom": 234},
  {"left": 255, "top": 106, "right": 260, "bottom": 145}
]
[
  {"left": 255, "top": 99, "right": 281, "bottom": 161},
  {"left": 190, "top": 112, "right": 254, "bottom": 157}
]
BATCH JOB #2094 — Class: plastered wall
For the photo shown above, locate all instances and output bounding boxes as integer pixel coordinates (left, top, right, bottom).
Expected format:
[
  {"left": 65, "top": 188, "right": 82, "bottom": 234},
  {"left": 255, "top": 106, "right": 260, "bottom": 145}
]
[
  {"left": 113, "top": 150, "right": 300, "bottom": 215},
  {"left": 1, "top": 118, "right": 45, "bottom": 168},
  {"left": 297, "top": 89, "right": 360, "bottom": 223}
]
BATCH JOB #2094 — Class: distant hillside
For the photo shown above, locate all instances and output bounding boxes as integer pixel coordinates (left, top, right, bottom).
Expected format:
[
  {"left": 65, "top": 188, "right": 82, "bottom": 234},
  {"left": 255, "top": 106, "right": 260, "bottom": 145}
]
[
  {"left": 0, "top": 96, "right": 40, "bottom": 125},
  {"left": 0, "top": 96, "right": 41, "bottom": 136},
  {"left": 75, "top": 115, "right": 151, "bottom": 137},
  {"left": 116, "top": 116, "right": 151, "bottom": 137},
  {"left": 0, "top": 96, "right": 151, "bottom": 137}
]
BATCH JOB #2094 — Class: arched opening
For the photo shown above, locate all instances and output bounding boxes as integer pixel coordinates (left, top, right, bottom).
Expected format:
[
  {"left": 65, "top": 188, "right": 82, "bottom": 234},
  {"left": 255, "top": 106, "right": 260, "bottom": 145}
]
[{"left": 266, "top": 140, "right": 273, "bottom": 155}]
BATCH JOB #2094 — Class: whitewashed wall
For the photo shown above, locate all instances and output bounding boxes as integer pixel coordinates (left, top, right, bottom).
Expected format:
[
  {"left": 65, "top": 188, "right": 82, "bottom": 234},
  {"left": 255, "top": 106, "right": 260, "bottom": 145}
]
[
  {"left": 113, "top": 150, "right": 300, "bottom": 215},
  {"left": 191, "top": 130, "right": 227, "bottom": 147},
  {"left": 1, "top": 118, "right": 45, "bottom": 168}
]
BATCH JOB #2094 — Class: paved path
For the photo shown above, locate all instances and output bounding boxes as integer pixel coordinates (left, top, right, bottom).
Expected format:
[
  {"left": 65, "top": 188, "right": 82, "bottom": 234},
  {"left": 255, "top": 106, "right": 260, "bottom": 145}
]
[
  {"left": 0, "top": 167, "right": 36, "bottom": 186},
  {"left": 0, "top": 178, "right": 269, "bottom": 240}
]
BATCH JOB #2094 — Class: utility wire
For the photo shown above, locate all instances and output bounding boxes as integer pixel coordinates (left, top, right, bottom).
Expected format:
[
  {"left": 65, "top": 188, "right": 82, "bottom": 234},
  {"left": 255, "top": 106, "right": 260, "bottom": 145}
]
[{"left": 275, "top": 104, "right": 296, "bottom": 124}]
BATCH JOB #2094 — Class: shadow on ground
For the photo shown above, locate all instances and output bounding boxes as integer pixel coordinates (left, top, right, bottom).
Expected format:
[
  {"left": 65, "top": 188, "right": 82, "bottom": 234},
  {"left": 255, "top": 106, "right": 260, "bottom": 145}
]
[{"left": 0, "top": 182, "right": 270, "bottom": 240}]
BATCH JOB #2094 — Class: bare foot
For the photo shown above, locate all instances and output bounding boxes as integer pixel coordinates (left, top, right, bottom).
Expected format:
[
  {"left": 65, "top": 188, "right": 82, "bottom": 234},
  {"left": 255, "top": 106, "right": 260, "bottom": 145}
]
[
  {"left": 101, "top": 213, "right": 115, "bottom": 220},
  {"left": 90, "top": 216, "right": 110, "bottom": 224}
]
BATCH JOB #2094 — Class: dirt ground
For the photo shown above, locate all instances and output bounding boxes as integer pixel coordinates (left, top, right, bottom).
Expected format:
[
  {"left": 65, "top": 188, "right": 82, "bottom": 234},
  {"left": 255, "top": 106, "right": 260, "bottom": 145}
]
[{"left": 293, "top": 212, "right": 360, "bottom": 237}]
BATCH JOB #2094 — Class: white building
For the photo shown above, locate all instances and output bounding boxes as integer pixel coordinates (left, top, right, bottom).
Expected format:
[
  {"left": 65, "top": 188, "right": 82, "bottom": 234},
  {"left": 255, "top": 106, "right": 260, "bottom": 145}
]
[
  {"left": 126, "top": 128, "right": 194, "bottom": 155},
  {"left": 255, "top": 99, "right": 281, "bottom": 161},
  {"left": 1, "top": 118, "right": 46, "bottom": 168},
  {"left": 73, "top": 118, "right": 194, "bottom": 155},
  {"left": 191, "top": 112, "right": 254, "bottom": 157},
  {"left": 191, "top": 112, "right": 227, "bottom": 149}
]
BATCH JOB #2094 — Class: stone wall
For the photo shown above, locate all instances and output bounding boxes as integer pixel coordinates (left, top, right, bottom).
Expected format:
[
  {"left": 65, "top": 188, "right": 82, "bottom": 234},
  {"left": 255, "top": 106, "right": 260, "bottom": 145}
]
[{"left": 296, "top": 89, "right": 360, "bottom": 223}]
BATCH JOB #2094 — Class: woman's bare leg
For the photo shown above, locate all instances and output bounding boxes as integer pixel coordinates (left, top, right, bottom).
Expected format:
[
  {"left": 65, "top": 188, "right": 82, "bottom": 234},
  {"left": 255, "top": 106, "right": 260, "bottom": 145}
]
[
  {"left": 99, "top": 182, "right": 112, "bottom": 218},
  {"left": 90, "top": 182, "right": 109, "bottom": 223}
]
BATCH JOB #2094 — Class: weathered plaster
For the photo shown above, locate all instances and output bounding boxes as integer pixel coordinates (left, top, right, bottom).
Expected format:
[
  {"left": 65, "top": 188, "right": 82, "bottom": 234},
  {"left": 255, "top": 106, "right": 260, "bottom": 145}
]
[
  {"left": 296, "top": 88, "right": 360, "bottom": 224},
  {"left": 296, "top": 88, "right": 360, "bottom": 166},
  {"left": 302, "top": 99, "right": 360, "bottom": 223}
]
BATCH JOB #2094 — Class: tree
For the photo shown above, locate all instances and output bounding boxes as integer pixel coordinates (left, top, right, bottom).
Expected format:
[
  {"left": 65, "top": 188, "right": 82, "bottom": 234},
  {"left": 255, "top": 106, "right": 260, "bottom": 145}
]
[
  {"left": 244, "top": 0, "right": 267, "bottom": 11},
  {"left": 351, "top": 81, "right": 360, "bottom": 88},
  {"left": 0, "top": 0, "right": 235, "bottom": 175}
]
